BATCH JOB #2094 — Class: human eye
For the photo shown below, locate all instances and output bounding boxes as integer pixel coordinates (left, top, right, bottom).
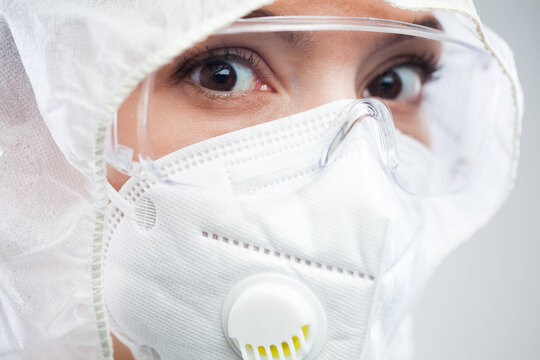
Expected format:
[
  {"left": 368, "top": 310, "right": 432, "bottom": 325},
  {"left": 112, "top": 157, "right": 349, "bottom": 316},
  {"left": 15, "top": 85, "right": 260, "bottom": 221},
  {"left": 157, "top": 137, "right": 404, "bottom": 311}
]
[
  {"left": 171, "top": 47, "right": 273, "bottom": 95},
  {"left": 363, "top": 54, "right": 441, "bottom": 102}
]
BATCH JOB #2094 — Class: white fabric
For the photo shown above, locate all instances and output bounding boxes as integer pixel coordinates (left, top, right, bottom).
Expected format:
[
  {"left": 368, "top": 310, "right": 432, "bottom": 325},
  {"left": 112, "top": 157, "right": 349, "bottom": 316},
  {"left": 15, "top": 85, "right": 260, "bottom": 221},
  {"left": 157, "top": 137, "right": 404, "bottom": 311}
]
[
  {"left": 103, "top": 100, "right": 422, "bottom": 359},
  {"left": 0, "top": 1, "right": 523, "bottom": 360}
]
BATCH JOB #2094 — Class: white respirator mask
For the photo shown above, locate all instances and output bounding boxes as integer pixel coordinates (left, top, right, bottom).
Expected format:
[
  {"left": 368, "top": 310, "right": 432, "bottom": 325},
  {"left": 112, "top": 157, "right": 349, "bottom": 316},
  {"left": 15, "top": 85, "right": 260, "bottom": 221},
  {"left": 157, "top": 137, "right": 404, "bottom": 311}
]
[
  {"left": 104, "top": 99, "right": 426, "bottom": 360},
  {"left": 102, "top": 15, "right": 502, "bottom": 359}
]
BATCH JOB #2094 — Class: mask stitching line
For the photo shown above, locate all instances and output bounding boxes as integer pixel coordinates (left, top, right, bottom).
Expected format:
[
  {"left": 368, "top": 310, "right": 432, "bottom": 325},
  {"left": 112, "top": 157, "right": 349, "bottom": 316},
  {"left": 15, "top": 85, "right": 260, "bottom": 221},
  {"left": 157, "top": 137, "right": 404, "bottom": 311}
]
[
  {"left": 122, "top": 117, "right": 335, "bottom": 201},
  {"left": 201, "top": 231, "right": 376, "bottom": 281},
  {"left": 123, "top": 107, "right": 344, "bottom": 201},
  {"left": 123, "top": 132, "right": 364, "bottom": 201},
  {"left": 226, "top": 132, "right": 322, "bottom": 168},
  {"left": 125, "top": 181, "right": 152, "bottom": 203},
  {"left": 155, "top": 112, "right": 337, "bottom": 178},
  {"left": 234, "top": 166, "right": 319, "bottom": 194},
  {"left": 122, "top": 104, "right": 354, "bottom": 203},
  {"left": 236, "top": 146, "right": 363, "bottom": 194},
  {"left": 226, "top": 136, "right": 321, "bottom": 194},
  {"left": 101, "top": 206, "right": 160, "bottom": 353},
  {"left": 162, "top": 128, "right": 322, "bottom": 177},
  {"left": 103, "top": 205, "right": 129, "bottom": 259}
]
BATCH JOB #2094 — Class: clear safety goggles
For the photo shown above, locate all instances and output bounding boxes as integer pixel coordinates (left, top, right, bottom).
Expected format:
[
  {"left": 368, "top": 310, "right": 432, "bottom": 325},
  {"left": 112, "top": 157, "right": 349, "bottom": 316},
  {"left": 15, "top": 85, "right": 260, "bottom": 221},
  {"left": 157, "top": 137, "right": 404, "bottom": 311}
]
[{"left": 106, "top": 15, "right": 505, "bottom": 196}]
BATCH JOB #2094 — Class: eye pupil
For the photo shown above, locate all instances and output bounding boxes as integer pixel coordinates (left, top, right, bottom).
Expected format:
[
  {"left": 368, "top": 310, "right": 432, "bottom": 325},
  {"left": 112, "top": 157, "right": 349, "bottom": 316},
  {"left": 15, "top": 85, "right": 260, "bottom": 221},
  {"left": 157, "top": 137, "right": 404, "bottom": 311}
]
[
  {"left": 368, "top": 70, "right": 402, "bottom": 99},
  {"left": 200, "top": 60, "right": 237, "bottom": 91}
]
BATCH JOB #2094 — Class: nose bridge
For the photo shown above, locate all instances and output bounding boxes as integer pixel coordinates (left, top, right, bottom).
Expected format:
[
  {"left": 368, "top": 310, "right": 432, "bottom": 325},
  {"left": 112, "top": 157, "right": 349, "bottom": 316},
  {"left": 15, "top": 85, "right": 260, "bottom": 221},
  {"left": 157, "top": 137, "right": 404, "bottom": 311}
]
[
  {"left": 287, "top": 33, "right": 363, "bottom": 113},
  {"left": 292, "top": 70, "right": 358, "bottom": 112}
]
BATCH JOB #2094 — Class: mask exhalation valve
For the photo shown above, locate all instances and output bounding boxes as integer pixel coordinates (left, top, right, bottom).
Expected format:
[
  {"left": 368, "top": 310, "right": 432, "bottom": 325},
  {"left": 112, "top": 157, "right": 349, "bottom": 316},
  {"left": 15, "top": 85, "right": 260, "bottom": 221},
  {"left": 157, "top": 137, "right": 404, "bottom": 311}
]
[{"left": 222, "top": 273, "right": 327, "bottom": 360}]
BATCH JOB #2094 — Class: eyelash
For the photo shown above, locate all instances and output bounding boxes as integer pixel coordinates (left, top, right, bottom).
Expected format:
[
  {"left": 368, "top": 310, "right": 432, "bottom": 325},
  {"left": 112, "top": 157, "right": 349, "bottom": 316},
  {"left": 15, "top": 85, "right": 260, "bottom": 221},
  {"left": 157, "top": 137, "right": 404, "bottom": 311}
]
[
  {"left": 389, "top": 52, "right": 442, "bottom": 83},
  {"left": 171, "top": 47, "right": 441, "bottom": 90},
  {"left": 171, "top": 47, "right": 268, "bottom": 83}
]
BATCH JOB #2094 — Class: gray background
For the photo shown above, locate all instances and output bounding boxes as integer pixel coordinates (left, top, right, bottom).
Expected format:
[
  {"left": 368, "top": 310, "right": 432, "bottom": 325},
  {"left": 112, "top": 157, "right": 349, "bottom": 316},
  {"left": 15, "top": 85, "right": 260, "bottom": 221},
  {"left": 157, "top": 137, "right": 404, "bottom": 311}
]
[{"left": 414, "top": 1, "right": 540, "bottom": 359}]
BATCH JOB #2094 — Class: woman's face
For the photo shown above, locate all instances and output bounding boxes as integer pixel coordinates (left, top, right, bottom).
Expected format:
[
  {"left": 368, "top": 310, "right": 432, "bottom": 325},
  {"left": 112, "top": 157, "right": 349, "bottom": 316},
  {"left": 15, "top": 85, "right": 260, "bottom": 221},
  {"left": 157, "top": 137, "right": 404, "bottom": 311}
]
[{"left": 109, "top": 0, "right": 442, "bottom": 190}]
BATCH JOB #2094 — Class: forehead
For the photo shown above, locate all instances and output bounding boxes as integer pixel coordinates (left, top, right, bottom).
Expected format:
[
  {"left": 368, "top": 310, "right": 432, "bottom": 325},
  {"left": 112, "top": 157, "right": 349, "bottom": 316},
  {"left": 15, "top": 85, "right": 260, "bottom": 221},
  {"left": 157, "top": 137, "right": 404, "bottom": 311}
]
[{"left": 254, "top": 0, "right": 427, "bottom": 23}]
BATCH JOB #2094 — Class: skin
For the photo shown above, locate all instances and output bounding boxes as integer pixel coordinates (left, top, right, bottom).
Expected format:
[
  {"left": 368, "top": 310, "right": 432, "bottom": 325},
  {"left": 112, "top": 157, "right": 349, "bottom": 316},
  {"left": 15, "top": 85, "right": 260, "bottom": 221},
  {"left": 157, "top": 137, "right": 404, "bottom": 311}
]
[{"left": 110, "top": 1, "right": 441, "bottom": 358}]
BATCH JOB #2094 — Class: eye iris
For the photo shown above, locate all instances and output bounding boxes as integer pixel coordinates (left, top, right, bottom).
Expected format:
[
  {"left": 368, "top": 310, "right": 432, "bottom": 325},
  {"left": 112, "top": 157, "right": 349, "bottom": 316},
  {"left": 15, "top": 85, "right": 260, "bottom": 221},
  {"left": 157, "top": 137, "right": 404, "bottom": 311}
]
[
  {"left": 368, "top": 70, "right": 402, "bottom": 99},
  {"left": 199, "top": 60, "right": 237, "bottom": 91}
]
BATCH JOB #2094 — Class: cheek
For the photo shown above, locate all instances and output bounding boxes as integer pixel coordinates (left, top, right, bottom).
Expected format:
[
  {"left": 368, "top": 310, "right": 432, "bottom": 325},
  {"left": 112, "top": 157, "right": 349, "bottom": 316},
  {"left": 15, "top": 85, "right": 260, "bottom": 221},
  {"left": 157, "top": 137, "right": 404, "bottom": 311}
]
[
  {"left": 107, "top": 164, "right": 131, "bottom": 191},
  {"left": 116, "top": 87, "right": 140, "bottom": 151},
  {"left": 109, "top": 76, "right": 292, "bottom": 191},
  {"left": 388, "top": 102, "right": 431, "bottom": 148},
  {"left": 108, "top": 87, "right": 141, "bottom": 191},
  {"left": 147, "top": 87, "right": 291, "bottom": 159}
]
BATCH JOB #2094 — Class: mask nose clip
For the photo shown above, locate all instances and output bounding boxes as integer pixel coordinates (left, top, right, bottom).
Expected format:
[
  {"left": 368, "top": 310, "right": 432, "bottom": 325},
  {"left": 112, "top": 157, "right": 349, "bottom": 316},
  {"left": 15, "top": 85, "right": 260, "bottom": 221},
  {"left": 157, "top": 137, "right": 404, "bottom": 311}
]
[{"left": 318, "top": 99, "right": 399, "bottom": 173}]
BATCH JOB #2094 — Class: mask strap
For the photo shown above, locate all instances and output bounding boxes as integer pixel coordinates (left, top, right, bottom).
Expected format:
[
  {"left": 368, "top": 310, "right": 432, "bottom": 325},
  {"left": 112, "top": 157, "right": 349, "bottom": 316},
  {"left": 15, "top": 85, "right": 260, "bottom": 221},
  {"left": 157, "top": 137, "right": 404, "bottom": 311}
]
[{"left": 106, "top": 182, "right": 136, "bottom": 219}]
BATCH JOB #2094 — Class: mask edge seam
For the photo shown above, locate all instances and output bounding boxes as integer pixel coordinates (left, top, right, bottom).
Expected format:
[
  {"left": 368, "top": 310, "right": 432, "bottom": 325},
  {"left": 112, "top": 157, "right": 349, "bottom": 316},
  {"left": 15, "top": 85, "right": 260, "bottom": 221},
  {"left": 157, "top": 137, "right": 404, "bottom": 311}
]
[{"left": 201, "top": 230, "right": 376, "bottom": 281}]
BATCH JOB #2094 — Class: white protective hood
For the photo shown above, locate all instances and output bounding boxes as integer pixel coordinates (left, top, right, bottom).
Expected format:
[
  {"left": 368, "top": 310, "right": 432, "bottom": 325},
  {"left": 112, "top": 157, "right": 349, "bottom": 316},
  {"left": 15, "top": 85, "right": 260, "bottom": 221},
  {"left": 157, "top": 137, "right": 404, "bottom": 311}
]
[{"left": 0, "top": 0, "right": 523, "bottom": 359}]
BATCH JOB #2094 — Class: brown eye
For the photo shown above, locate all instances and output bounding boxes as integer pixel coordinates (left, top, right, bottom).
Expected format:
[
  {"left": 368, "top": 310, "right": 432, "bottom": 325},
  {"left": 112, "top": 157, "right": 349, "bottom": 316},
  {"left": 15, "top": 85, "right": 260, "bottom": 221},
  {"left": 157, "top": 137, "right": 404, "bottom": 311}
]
[
  {"left": 365, "top": 66, "right": 422, "bottom": 100},
  {"left": 199, "top": 60, "right": 237, "bottom": 91},
  {"left": 189, "top": 58, "right": 270, "bottom": 93},
  {"left": 367, "top": 70, "right": 402, "bottom": 99}
]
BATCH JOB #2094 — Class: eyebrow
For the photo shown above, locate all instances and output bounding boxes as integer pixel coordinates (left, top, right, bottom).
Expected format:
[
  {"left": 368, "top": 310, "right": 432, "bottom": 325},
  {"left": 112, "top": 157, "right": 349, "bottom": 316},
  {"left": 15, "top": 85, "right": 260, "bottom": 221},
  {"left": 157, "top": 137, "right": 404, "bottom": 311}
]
[
  {"left": 242, "top": 10, "right": 443, "bottom": 51},
  {"left": 417, "top": 17, "right": 443, "bottom": 31},
  {"left": 242, "top": 10, "right": 315, "bottom": 50},
  {"left": 243, "top": 9, "right": 275, "bottom": 18}
]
